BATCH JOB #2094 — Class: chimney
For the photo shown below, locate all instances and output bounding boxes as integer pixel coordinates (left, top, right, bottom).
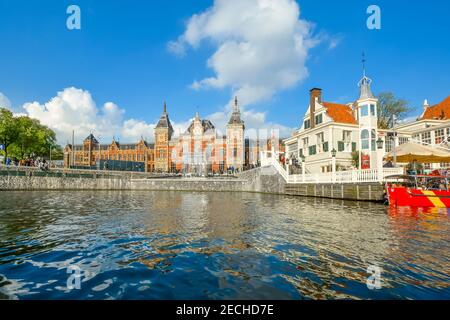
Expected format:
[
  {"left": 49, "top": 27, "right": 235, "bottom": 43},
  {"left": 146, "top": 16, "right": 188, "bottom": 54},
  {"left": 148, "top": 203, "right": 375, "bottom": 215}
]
[
  {"left": 423, "top": 99, "right": 429, "bottom": 111},
  {"left": 309, "top": 88, "right": 322, "bottom": 129}
]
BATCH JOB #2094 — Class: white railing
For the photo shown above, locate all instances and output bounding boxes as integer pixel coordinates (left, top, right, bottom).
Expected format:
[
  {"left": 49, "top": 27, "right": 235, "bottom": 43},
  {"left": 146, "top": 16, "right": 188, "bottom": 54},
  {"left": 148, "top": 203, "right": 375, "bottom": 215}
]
[
  {"left": 260, "top": 150, "right": 404, "bottom": 184},
  {"left": 287, "top": 167, "right": 403, "bottom": 184}
]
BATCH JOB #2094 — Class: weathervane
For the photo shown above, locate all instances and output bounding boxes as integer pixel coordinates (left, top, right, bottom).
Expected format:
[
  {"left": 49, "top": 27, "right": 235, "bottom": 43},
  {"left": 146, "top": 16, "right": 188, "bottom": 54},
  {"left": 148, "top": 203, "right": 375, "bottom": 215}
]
[{"left": 362, "top": 51, "right": 366, "bottom": 77}]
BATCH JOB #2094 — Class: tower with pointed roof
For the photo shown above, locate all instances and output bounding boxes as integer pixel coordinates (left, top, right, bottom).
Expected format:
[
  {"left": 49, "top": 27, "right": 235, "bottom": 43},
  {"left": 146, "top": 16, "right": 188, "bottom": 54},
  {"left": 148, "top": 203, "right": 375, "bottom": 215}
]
[
  {"left": 226, "top": 97, "right": 245, "bottom": 171},
  {"left": 356, "top": 53, "right": 379, "bottom": 169},
  {"left": 154, "top": 101, "right": 174, "bottom": 172},
  {"left": 82, "top": 133, "right": 99, "bottom": 167}
]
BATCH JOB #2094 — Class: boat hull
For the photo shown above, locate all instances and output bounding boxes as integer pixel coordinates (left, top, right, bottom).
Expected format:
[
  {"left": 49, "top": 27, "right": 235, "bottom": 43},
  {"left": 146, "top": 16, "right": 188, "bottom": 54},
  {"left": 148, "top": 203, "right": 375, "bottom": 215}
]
[{"left": 387, "top": 187, "right": 450, "bottom": 207}]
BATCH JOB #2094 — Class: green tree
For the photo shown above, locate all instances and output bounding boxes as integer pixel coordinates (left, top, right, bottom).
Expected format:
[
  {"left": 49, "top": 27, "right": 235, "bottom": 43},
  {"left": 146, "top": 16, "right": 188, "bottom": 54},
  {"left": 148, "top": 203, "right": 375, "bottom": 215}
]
[
  {"left": 377, "top": 92, "right": 414, "bottom": 129},
  {"left": 0, "top": 108, "right": 60, "bottom": 163},
  {"left": 50, "top": 145, "right": 64, "bottom": 161},
  {"left": 351, "top": 151, "right": 359, "bottom": 169},
  {"left": 0, "top": 108, "right": 19, "bottom": 163},
  {"left": 12, "top": 116, "right": 57, "bottom": 159}
]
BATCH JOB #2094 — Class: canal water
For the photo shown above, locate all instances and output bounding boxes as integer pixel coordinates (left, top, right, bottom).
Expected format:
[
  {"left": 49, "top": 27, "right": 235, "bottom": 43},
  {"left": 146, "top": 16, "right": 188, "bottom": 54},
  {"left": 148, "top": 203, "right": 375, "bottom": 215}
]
[{"left": 0, "top": 191, "right": 449, "bottom": 300}]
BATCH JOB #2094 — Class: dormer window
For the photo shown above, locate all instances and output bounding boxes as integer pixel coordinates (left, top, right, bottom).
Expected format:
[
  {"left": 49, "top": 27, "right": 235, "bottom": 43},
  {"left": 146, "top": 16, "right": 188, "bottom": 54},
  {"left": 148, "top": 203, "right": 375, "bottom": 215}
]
[
  {"left": 304, "top": 119, "right": 311, "bottom": 130},
  {"left": 315, "top": 114, "right": 323, "bottom": 125}
]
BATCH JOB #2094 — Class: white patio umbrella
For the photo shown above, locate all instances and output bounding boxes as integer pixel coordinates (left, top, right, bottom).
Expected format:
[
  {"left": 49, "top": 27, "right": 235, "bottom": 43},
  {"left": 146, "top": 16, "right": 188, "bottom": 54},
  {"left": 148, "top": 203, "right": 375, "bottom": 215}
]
[{"left": 385, "top": 142, "right": 450, "bottom": 163}]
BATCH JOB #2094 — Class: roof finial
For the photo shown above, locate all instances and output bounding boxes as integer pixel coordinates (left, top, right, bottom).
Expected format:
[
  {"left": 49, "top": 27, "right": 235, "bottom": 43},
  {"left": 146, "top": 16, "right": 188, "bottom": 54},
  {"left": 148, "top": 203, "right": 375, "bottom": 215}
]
[
  {"left": 233, "top": 96, "right": 240, "bottom": 113},
  {"left": 358, "top": 51, "right": 375, "bottom": 100},
  {"left": 195, "top": 107, "right": 200, "bottom": 120},
  {"left": 163, "top": 101, "right": 167, "bottom": 113},
  {"left": 362, "top": 51, "right": 367, "bottom": 77}
]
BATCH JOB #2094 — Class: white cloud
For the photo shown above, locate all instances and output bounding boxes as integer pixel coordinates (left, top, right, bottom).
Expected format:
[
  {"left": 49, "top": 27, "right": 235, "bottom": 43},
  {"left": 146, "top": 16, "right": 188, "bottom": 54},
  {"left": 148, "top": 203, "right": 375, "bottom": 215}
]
[
  {"left": 11, "top": 86, "right": 293, "bottom": 146},
  {"left": 0, "top": 92, "right": 12, "bottom": 109},
  {"left": 22, "top": 87, "right": 157, "bottom": 145},
  {"left": 169, "top": 0, "right": 321, "bottom": 106}
]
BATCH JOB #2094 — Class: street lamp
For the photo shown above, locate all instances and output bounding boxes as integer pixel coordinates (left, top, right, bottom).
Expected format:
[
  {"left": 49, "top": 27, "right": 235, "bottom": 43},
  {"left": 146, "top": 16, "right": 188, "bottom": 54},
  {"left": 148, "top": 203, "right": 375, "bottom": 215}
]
[
  {"left": 331, "top": 148, "right": 337, "bottom": 158},
  {"left": 331, "top": 148, "right": 337, "bottom": 183},
  {"left": 300, "top": 153, "right": 306, "bottom": 182},
  {"left": 376, "top": 137, "right": 384, "bottom": 182},
  {"left": 376, "top": 137, "right": 384, "bottom": 150}
]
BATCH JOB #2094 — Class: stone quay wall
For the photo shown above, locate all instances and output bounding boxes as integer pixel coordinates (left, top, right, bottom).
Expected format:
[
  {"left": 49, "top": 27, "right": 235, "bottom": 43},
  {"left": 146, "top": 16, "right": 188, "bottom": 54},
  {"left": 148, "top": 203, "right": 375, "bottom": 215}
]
[
  {"left": 0, "top": 166, "right": 385, "bottom": 202},
  {"left": 284, "top": 182, "right": 385, "bottom": 202}
]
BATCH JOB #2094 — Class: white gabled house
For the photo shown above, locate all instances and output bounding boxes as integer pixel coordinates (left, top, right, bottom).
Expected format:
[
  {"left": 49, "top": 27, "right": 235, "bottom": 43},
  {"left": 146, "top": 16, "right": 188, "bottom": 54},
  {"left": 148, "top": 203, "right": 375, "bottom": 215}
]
[{"left": 284, "top": 71, "right": 381, "bottom": 174}]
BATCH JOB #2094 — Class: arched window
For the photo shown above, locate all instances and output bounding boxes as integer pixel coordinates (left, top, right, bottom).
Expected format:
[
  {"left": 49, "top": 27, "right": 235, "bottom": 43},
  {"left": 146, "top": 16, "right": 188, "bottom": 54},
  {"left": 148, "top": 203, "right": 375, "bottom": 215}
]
[
  {"left": 371, "top": 130, "right": 377, "bottom": 151},
  {"left": 361, "top": 129, "right": 369, "bottom": 150}
]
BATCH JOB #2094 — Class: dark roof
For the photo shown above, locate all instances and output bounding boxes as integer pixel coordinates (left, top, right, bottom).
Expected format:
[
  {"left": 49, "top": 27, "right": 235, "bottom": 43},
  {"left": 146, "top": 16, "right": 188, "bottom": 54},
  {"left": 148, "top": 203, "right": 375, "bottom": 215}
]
[
  {"left": 84, "top": 133, "right": 99, "bottom": 144},
  {"left": 228, "top": 97, "right": 244, "bottom": 125},
  {"left": 156, "top": 112, "right": 173, "bottom": 129},
  {"left": 156, "top": 102, "right": 174, "bottom": 135},
  {"left": 228, "top": 111, "right": 244, "bottom": 125},
  {"left": 186, "top": 119, "right": 215, "bottom": 134},
  {"left": 66, "top": 141, "right": 155, "bottom": 150}
]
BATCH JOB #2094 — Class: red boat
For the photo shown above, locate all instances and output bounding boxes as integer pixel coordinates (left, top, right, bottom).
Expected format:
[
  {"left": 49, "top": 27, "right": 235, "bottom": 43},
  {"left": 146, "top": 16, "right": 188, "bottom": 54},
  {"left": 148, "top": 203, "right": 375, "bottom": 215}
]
[{"left": 386, "top": 175, "right": 450, "bottom": 208}]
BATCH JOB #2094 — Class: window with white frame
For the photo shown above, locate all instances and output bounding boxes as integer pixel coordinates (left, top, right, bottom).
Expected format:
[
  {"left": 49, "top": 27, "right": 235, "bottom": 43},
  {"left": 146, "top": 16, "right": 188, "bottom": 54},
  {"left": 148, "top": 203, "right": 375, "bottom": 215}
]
[
  {"left": 361, "top": 129, "right": 369, "bottom": 150},
  {"left": 302, "top": 137, "right": 309, "bottom": 148},
  {"left": 435, "top": 129, "right": 445, "bottom": 144},
  {"left": 371, "top": 129, "right": 377, "bottom": 151},
  {"left": 304, "top": 119, "right": 311, "bottom": 130},
  {"left": 315, "top": 114, "right": 323, "bottom": 125},
  {"left": 422, "top": 132, "right": 431, "bottom": 145},
  {"left": 343, "top": 130, "right": 352, "bottom": 143},
  {"left": 316, "top": 132, "right": 324, "bottom": 152},
  {"left": 360, "top": 105, "right": 369, "bottom": 117},
  {"left": 302, "top": 137, "right": 309, "bottom": 156}
]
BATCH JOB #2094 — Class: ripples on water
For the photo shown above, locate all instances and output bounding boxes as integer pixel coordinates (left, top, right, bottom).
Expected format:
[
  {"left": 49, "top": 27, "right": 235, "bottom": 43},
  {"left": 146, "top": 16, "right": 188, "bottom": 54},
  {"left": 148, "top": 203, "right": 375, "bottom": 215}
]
[{"left": 0, "top": 191, "right": 449, "bottom": 300}]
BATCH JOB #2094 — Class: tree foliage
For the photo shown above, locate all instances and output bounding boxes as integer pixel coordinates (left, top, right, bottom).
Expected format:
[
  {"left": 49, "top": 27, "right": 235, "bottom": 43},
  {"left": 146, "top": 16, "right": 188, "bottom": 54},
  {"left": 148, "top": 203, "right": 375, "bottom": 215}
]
[
  {"left": 377, "top": 92, "right": 414, "bottom": 129},
  {"left": 351, "top": 151, "right": 359, "bottom": 169},
  {"left": 0, "top": 107, "right": 61, "bottom": 163}
]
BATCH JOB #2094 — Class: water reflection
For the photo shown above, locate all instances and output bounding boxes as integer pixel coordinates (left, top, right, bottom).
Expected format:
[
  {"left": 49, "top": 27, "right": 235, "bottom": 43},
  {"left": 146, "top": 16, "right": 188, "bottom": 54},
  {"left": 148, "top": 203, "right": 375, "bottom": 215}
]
[{"left": 0, "top": 191, "right": 449, "bottom": 299}]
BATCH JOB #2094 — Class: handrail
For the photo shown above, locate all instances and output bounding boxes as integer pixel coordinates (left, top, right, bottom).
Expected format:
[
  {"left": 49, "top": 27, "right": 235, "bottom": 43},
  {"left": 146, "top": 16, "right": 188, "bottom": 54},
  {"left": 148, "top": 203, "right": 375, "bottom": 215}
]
[{"left": 259, "top": 153, "right": 404, "bottom": 184}]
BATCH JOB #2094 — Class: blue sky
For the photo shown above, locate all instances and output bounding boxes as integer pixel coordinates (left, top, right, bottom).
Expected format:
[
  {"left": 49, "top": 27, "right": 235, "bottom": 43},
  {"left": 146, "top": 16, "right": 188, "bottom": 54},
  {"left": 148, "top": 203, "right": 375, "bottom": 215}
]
[{"left": 0, "top": 0, "right": 449, "bottom": 144}]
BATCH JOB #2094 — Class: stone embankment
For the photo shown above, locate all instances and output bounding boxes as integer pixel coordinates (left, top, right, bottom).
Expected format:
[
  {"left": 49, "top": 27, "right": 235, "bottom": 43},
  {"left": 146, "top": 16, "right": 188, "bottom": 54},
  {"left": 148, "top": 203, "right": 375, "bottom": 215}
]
[{"left": 0, "top": 165, "right": 385, "bottom": 201}]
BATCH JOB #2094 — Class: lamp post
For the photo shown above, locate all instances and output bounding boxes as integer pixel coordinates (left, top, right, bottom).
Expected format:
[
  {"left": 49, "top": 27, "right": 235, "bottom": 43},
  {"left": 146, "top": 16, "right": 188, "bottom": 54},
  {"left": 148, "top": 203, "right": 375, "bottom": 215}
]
[
  {"left": 331, "top": 148, "right": 337, "bottom": 183},
  {"left": 376, "top": 137, "right": 384, "bottom": 182},
  {"left": 392, "top": 115, "right": 398, "bottom": 167},
  {"left": 301, "top": 154, "right": 306, "bottom": 183},
  {"left": 286, "top": 154, "right": 291, "bottom": 176}
]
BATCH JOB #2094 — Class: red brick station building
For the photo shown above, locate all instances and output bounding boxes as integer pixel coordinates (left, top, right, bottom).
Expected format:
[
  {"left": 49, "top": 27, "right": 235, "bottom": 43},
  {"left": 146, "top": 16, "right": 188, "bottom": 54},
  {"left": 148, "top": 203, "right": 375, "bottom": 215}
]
[{"left": 64, "top": 98, "right": 283, "bottom": 174}]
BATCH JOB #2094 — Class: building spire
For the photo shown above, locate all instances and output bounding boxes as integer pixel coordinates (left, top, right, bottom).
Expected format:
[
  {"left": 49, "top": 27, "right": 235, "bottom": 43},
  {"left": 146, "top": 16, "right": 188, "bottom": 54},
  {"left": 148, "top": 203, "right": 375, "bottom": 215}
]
[
  {"left": 163, "top": 101, "right": 167, "bottom": 113},
  {"left": 228, "top": 96, "right": 244, "bottom": 126},
  {"left": 358, "top": 52, "right": 374, "bottom": 100}
]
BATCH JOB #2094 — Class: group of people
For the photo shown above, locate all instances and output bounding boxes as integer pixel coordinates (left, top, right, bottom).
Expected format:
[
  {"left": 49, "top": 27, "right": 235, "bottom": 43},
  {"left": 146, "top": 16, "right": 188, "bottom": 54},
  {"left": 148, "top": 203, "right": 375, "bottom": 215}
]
[{"left": 4, "top": 157, "right": 50, "bottom": 171}]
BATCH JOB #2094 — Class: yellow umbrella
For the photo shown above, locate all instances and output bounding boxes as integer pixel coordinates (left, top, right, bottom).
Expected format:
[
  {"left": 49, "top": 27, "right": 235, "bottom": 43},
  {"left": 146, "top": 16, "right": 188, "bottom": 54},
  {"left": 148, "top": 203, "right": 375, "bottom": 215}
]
[{"left": 385, "top": 142, "right": 450, "bottom": 163}]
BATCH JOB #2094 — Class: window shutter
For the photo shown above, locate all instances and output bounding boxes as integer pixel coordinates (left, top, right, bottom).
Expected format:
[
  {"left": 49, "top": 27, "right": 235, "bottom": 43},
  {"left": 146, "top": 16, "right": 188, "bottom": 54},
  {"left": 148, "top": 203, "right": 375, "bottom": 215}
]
[
  {"left": 352, "top": 142, "right": 357, "bottom": 152},
  {"left": 338, "top": 141, "right": 344, "bottom": 152},
  {"left": 323, "top": 142, "right": 329, "bottom": 152}
]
